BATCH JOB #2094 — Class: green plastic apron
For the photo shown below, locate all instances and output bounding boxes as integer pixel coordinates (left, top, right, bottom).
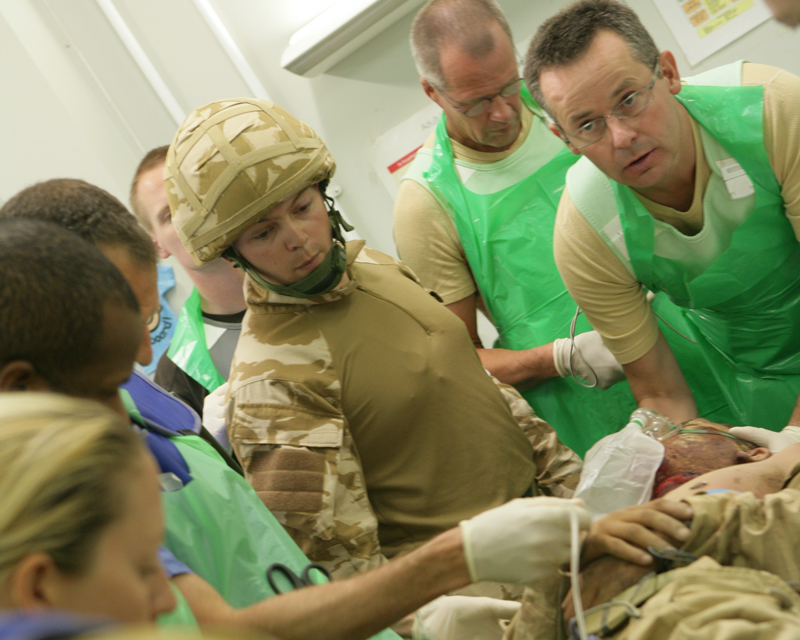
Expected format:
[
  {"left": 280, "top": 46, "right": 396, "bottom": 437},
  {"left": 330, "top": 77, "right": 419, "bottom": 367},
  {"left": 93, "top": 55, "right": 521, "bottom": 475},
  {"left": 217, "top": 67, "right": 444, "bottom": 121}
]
[
  {"left": 124, "top": 391, "right": 310, "bottom": 604},
  {"left": 162, "top": 435, "right": 322, "bottom": 605},
  {"left": 614, "top": 84, "right": 800, "bottom": 429},
  {"left": 120, "top": 395, "right": 198, "bottom": 628},
  {"left": 167, "top": 288, "right": 225, "bottom": 392},
  {"left": 125, "top": 390, "right": 400, "bottom": 639},
  {"left": 423, "top": 88, "right": 640, "bottom": 456}
]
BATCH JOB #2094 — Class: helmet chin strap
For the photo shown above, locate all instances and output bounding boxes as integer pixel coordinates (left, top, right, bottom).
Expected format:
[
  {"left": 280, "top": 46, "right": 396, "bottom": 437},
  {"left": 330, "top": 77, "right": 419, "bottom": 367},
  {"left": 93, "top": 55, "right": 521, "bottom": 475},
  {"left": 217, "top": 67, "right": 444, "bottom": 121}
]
[
  {"left": 224, "top": 200, "right": 354, "bottom": 299},
  {"left": 224, "top": 242, "right": 347, "bottom": 298}
]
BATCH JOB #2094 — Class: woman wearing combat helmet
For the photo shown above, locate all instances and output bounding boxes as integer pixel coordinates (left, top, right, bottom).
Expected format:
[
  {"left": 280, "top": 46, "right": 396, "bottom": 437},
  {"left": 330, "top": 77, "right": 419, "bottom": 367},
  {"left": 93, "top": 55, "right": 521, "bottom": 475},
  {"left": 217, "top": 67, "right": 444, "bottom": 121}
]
[{"left": 163, "top": 99, "right": 580, "bottom": 580}]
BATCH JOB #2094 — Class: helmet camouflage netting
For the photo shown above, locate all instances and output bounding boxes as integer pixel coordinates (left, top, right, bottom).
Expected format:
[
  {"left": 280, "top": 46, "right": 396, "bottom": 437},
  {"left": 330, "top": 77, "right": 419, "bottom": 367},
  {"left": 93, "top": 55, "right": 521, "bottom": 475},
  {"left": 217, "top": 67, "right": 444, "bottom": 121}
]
[{"left": 164, "top": 98, "right": 336, "bottom": 265}]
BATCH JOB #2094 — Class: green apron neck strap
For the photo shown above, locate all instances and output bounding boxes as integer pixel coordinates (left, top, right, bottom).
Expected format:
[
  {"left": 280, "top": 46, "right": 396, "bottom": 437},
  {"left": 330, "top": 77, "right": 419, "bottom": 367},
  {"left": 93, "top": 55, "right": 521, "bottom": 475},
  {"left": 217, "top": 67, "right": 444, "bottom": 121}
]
[
  {"left": 167, "top": 288, "right": 226, "bottom": 393},
  {"left": 433, "top": 111, "right": 455, "bottom": 165},
  {"left": 614, "top": 187, "right": 658, "bottom": 286},
  {"left": 675, "top": 84, "right": 776, "bottom": 193},
  {"left": 520, "top": 83, "right": 548, "bottom": 121},
  {"left": 177, "top": 287, "right": 204, "bottom": 327}
]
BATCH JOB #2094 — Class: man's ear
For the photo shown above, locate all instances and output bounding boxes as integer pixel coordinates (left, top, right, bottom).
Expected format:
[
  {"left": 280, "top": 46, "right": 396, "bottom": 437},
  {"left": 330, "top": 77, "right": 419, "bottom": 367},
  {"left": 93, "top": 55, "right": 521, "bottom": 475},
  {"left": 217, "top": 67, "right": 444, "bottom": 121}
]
[
  {"left": 0, "top": 361, "right": 50, "bottom": 392},
  {"left": 658, "top": 50, "right": 682, "bottom": 96},
  {"left": 149, "top": 233, "right": 170, "bottom": 260},
  {"left": 548, "top": 123, "right": 580, "bottom": 156},
  {"left": 547, "top": 122, "right": 565, "bottom": 140},
  {"left": 7, "top": 553, "right": 60, "bottom": 611},
  {"left": 736, "top": 447, "right": 772, "bottom": 463},
  {"left": 421, "top": 78, "right": 443, "bottom": 107}
]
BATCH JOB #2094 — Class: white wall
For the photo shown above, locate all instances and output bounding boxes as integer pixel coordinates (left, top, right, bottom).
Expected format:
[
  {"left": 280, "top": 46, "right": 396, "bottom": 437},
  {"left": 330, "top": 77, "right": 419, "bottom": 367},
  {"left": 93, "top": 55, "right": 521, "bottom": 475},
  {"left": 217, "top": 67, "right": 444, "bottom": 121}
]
[{"left": 1, "top": 0, "right": 798, "bottom": 259}]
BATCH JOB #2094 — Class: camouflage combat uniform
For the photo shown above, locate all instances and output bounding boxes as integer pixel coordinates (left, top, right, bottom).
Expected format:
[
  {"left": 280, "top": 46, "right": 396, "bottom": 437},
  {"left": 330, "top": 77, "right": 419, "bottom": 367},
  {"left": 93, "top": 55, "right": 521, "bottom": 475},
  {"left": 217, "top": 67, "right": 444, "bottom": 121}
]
[{"left": 227, "top": 240, "right": 581, "bottom": 578}]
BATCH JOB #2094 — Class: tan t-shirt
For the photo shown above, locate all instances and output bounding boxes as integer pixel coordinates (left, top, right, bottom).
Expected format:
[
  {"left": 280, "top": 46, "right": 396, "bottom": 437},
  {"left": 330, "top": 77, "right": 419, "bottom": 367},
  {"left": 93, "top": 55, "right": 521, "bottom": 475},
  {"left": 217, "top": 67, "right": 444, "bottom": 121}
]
[
  {"left": 554, "top": 63, "right": 800, "bottom": 364},
  {"left": 393, "top": 105, "right": 536, "bottom": 305}
]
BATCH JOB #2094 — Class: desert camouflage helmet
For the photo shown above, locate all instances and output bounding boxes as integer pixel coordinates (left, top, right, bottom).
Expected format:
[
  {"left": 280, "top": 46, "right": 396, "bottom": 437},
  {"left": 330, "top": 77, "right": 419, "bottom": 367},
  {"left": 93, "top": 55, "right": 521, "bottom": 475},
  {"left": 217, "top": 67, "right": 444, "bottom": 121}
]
[{"left": 164, "top": 98, "right": 337, "bottom": 266}]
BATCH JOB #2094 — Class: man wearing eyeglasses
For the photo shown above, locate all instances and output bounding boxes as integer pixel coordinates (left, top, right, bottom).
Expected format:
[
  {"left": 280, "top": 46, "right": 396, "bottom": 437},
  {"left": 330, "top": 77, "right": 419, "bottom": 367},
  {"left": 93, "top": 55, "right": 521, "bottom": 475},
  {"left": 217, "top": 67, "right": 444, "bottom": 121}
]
[
  {"left": 524, "top": 0, "right": 800, "bottom": 447},
  {"left": 393, "top": 0, "right": 643, "bottom": 458}
]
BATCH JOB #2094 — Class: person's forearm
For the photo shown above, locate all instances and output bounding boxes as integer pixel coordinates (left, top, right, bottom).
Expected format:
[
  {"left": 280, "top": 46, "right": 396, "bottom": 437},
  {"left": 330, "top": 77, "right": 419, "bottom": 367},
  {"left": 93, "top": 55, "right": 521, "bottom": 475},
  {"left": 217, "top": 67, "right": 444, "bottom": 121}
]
[
  {"left": 624, "top": 333, "right": 698, "bottom": 425},
  {"left": 634, "top": 392, "right": 697, "bottom": 425},
  {"left": 563, "top": 555, "right": 652, "bottom": 621},
  {"left": 444, "top": 295, "right": 558, "bottom": 386},
  {"left": 233, "top": 527, "right": 471, "bottom": 640},
  {"left": 478, "top": 344, "right": 559, "bottom": 387}
]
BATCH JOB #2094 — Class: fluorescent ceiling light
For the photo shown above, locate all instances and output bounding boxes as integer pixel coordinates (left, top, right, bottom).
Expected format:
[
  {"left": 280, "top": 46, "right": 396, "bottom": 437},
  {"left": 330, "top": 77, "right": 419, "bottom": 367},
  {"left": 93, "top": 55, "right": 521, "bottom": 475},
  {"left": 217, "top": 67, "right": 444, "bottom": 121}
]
[{"left": 282, "top": 0, "right": 423, "bottom": 77}]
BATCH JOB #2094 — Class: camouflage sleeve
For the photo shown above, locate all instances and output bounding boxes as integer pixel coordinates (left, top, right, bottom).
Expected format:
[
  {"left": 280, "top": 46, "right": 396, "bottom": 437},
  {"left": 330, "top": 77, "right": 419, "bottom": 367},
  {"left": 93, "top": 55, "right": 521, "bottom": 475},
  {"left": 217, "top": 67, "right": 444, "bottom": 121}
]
[
  {"left": 679, "top": 488, "right": 800, "bottom": 582},
  {"left": 226, "top": 375, "right": 387, "bottom": 579},
  {"left": 492, "top": 378, "right": 583, "bottom": 497}
]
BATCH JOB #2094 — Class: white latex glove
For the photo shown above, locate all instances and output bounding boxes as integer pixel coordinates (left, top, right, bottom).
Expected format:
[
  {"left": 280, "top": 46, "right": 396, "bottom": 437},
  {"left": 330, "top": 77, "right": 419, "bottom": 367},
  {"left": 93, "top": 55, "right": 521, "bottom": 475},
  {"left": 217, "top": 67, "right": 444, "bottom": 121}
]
[
  {"left": 728, "top": 425, "right": 800, "bottom": 452},
  {"left": 459, "top": 497, "right": 591, "bottom": 585},
  {"left": 203, "top": 381, "right": 231, "bottom": 453},
  {"left": 552, "top": 331, "right": 625, "bottom": 390},
  {"left": 412, "top": 596, "right": 520, "bottom": 640}
]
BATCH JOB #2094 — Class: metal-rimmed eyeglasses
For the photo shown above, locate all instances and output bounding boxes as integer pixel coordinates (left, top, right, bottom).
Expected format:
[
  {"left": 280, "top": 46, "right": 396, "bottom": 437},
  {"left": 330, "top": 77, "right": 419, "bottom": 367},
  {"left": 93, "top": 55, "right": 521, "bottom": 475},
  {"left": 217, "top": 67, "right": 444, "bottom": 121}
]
[
  {"left": 436, "top": 77, "right": 523, "bottom": 118},
  {"left": 560, "top": 63, "right": 660, "bottom": 150}
]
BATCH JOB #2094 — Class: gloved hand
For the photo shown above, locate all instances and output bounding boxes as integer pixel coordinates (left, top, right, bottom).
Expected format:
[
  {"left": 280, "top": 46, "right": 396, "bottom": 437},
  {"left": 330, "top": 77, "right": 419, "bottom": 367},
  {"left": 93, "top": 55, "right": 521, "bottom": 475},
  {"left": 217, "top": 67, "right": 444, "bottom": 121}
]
[
  {"left": 203, "top": 381, "right": 231, "bottom": 453},
  {"left": 728, "top": 425, "right": 800, "bottom": 452},
  {"left": 412, "top": 596, "right": 520, "bottom": 640},
  {"left": 553, "top": 331, "right": 625, "bottom": 390},
  {"left": 459, "top": 497, "right": 591, "bottom": 585}
]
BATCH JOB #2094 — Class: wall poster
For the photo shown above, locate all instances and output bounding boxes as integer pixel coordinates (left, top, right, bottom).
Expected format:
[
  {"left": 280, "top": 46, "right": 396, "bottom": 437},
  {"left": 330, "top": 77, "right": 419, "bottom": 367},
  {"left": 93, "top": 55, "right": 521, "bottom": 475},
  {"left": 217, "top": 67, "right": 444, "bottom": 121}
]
[{"left": 651, "top": 0, "right": 772, "bottom": 65}]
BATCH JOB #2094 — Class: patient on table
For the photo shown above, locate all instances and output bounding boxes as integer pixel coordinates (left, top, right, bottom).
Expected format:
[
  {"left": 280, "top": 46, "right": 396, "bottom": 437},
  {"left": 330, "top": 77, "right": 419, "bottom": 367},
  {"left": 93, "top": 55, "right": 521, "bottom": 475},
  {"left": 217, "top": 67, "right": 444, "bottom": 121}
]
[
  {"left": 569, "top": 442, "right": 800, "bottom": 610},
  {"left": 651, "top": 418, "right": 771, "bottom": 497},
  {"left": 504, "top": 440, "right": 800, "bottom": 639},
  {"left": 659, "top": 435, "right": 798, "bottom": 501},
  {"left": 575, "top": 418, "right": 771, "bottom": 514}
]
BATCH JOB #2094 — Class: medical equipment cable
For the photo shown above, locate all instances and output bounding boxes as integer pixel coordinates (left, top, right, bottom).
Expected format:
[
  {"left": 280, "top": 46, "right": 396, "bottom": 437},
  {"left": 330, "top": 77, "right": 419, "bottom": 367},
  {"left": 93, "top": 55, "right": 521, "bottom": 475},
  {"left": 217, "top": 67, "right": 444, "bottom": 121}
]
[
  {"left": 566, "top": 295, "right": 696, "bottom": 389},
  {"left": 566, "top": 306, "right": 595, "bottom": 388},
  {"left": 569, "top": 486, "right": 651, "bottom": 639},
  {"left": 569, "top": 505, "right": 589, "bottom": 640}
]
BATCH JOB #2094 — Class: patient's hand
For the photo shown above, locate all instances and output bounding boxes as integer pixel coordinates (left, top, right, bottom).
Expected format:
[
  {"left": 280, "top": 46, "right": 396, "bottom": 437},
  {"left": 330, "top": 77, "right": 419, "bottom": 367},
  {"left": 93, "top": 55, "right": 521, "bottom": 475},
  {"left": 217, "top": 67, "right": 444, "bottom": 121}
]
[
  {"left": 582, "top": 499, "right": 693, "bottom": 565},
  {"left": 562, "top": 555, "right": 652, "bottom": 622}
]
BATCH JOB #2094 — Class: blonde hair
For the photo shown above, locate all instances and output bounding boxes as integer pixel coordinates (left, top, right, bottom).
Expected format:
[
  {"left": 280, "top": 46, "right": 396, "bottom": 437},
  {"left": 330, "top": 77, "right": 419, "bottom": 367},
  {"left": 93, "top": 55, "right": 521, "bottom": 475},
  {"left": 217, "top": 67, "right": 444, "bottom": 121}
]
[{"left": 0, "top": 393, "right": 145, "bottom": 583}]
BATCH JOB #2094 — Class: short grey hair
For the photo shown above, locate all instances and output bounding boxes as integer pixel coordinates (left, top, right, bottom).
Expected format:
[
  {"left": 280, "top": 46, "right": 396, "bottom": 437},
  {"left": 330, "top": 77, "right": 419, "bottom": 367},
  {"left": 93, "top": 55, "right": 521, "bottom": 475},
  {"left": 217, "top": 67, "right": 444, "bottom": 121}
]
[
  {"left": 524, "top": 0, "right": 660, "bottom": 120},
  {"left": 410, "top": 0, "right": 514, "bottom": 90}
]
